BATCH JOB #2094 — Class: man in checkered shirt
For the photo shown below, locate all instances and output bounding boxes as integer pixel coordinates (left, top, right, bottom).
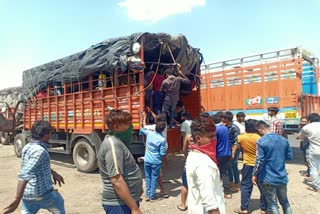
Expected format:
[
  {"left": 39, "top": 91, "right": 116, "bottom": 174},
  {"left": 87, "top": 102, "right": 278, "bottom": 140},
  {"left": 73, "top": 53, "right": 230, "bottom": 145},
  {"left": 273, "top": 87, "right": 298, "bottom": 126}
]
[
  {"left": 3, "top": 121, "right": 65, "bottom": 214},
  {"left": 268, "top": 107, "right": 284, "bottom": 136}
]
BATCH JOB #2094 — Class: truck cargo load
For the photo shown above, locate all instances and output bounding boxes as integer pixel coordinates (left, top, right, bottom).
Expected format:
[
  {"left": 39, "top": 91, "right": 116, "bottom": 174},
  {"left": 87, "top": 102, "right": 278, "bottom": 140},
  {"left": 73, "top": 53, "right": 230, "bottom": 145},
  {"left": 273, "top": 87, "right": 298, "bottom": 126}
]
[
  {"left": 0, "top": 87, "right": 23, "bottom": 145},
  {"left": 201, "top": 47, "right": 319, "bottom": 132}
]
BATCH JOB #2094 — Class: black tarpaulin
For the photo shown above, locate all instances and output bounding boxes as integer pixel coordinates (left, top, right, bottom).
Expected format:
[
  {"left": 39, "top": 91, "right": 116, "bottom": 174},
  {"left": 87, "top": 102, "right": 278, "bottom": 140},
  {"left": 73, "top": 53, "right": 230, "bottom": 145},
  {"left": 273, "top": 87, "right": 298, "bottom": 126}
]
[
  {"left": 22, "top": 32, "right": 203, "bottom": 97},
  {"left": 0, "top": 87, "right": 22, "bottom": 108}
]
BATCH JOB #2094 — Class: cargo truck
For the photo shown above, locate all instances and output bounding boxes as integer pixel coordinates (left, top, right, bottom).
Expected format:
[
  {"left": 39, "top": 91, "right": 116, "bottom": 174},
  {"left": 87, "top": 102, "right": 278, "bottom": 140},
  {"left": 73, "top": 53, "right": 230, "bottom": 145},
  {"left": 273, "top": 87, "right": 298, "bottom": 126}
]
[
  {"left": 0, "top": 87, "right": 23, "bottom": 145},
  {"left": 201, "top": 47, "right": 319, "bottom": 133},
  {"left": 7, "top": 33, "right": 202, "bottom": 172}
]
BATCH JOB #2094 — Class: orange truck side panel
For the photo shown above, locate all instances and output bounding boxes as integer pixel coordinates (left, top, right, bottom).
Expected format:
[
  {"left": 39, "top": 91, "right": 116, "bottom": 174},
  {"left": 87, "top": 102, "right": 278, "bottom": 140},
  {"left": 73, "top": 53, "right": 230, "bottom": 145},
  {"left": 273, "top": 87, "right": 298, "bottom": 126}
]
[
  {"left": 201, "top": 59, "right": 304, "bottom": 111},
  {"left": 24, "top": 84, "right": 142, "bottom": 134}
]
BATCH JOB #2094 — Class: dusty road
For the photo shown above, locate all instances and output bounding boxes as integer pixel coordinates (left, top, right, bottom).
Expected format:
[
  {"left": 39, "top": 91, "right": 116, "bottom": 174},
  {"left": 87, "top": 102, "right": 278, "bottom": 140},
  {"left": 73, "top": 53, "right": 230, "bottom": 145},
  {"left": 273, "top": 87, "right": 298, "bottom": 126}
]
[{"left": 1, "top": 137, "right": 320, "bottom": 214}]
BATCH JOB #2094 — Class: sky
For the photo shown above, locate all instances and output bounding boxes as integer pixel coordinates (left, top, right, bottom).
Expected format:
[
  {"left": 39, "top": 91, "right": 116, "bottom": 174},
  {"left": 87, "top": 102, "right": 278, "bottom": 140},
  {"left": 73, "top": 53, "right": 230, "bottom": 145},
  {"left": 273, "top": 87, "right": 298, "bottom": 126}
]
[{"left": 0, "top": 0, "right": 319, "bottom": 90}]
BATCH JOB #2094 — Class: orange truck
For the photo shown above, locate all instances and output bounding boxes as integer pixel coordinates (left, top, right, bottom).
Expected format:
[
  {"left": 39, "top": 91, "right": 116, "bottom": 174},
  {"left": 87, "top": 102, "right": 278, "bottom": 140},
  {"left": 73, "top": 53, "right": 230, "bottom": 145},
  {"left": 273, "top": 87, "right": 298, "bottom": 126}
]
[
  {"left": 201, "top": 47, "right": 320, "bottom": 133},
  {"left": 8, "top": 33, "right": 202, "bottom": 172}
]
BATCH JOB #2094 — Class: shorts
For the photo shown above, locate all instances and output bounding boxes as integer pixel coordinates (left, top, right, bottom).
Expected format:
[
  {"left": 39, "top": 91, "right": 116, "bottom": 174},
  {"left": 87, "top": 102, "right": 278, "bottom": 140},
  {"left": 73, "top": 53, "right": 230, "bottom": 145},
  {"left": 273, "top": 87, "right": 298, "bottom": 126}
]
[{"left": 181, "top": 167, "right": 188, "bottom": 189}]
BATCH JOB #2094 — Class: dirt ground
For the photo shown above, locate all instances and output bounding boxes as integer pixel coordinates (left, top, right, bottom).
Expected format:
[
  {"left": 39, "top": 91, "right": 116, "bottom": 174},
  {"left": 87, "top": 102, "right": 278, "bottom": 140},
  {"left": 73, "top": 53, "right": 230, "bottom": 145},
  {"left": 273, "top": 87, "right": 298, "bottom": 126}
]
[{"left": 1, "top": 136, "right": 320, "bottom": 214}]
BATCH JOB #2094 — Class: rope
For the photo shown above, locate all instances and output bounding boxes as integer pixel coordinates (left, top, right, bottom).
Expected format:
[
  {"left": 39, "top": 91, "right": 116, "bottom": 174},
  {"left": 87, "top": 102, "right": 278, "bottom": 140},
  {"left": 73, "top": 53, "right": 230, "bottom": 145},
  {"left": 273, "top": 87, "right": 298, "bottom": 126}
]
[
  {"left": 167, "top": 44, "right": 201, "bottom": 79},
  {"left": 137, "top": 42, "right": 164, "bottom": 95}
]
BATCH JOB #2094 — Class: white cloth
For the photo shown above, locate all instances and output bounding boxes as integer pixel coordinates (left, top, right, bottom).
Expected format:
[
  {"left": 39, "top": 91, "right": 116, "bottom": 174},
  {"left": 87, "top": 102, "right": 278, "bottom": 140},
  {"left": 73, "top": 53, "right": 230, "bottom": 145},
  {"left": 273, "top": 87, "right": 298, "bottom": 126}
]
[
  {"left": 233, "top": 121, "right": 246, "bottom": 134},
  {"left": 301, "top": 122, "right": 320, "bottom": 156},
  {"left": 143, "top": 124, "right": 167, "bottom": 139},
  {"left": 186, "top": 151, "right": 226, "bottom": 214}
]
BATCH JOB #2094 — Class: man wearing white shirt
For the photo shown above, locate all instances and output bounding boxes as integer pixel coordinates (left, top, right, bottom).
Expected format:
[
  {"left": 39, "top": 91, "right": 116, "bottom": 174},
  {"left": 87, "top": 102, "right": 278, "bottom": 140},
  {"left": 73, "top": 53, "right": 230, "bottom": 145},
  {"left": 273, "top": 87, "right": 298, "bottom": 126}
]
[
  {"left": 299, "top": 113, "right": 320, "bottom": 192},
  {"left": 233, "top": 112, "right": 246, "bottom": 134},
  {"left": 186, "top": 117, "right": 225, "bottom": 214}
]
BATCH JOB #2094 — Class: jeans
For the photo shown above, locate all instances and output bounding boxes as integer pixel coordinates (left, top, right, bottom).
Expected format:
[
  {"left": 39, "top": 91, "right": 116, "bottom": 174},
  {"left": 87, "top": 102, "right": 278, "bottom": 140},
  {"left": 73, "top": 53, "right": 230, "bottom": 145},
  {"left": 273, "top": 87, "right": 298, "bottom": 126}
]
[
  {"left": 144, "top": 162, "right": 162, "bottom": 199},
  {"left": 21, "top": 189, "right": 65, "bottom": 214},
  {"left": 309, "top": 154, "right": 320, "bottom": 189},
  {"left": 217, "top": 156, "right": 232, "bottom": 194},
  {"left": 261, "top": 183, "right": 292, "bottom": 214},
  {"left": 240, "top": 165, "right": 267, "bottom": 211},
  {"left": 228, "top": 148, "right": 240, "bottom": 184},
  {"left": 153, "top": 91, "right": 164, "bottom": 115},
  {"left": 103, "top": 201, "right": 140, "bottom": 214},
  {"left": 162, "top": 100, "right": 177, "bottom": 128}
]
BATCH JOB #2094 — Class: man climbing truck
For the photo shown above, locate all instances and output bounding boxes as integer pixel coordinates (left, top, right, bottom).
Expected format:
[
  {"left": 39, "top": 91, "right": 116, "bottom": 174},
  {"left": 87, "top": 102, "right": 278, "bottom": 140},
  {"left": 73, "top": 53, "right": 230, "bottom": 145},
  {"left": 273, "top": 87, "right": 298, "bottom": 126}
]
[{"left": 10, "top": 33, "right": 203, "bottom": 172}]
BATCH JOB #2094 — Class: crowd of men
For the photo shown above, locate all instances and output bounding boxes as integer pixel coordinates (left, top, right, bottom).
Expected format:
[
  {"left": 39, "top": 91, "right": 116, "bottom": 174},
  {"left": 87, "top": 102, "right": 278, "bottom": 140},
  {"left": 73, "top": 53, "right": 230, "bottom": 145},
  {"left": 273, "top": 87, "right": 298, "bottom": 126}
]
[{"left": 2, "top": 64, "right": 320, "bottom": 214}]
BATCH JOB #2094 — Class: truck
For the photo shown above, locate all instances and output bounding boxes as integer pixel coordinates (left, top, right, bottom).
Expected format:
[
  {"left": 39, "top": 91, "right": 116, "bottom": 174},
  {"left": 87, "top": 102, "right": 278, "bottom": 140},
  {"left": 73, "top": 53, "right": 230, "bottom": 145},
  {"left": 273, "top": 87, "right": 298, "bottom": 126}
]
[
  {"left": 201, "top": 47, "right": 320, "bottom": 133},
  {"left": 7, "top": 32, "right": 203, "bottom": 172},
  {"left": 0, "top": 86, "right": 23, "bottom": 145}
]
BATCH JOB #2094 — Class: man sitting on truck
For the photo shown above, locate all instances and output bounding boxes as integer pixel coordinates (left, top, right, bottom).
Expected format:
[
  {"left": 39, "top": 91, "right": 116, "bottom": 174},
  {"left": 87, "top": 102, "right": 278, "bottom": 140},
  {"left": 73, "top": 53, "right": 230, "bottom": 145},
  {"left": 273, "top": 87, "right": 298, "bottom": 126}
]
[
  {"left": 268, "top": 107, "right": 284, "bottom": 136},
  {"left": 160, "top": 67, "right": 190, "bottom": 128},
  {"left": 97, "top": 109, "right": 143, "bottom": 214}
]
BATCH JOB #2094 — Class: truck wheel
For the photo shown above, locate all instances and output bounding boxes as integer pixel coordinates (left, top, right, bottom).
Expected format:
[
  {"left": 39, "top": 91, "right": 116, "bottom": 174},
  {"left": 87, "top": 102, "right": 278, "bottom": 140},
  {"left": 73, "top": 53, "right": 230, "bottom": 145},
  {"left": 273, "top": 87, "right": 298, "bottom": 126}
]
[
  {"left": 73, "top": 139, "right": 98, "bottom": 173},
  {"left": 14, "top": 134, "right": 26, "bottom": 157},
  {"left": 0, "top": 132, "right": 10, "bottom": 145}
]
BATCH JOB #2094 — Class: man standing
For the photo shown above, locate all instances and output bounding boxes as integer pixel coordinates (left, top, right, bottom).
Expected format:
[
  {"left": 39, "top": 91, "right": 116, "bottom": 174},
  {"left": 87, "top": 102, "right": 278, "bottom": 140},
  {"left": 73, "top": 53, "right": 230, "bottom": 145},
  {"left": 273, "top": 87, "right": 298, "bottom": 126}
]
[
  {"left": 147, "top": 71, "right": 165, "bottom": 115},
  {"left": 186, "top": 117, "right": 226, "bottom": 214},
  {"left": 160, "top": 68, "right": 190, "bottom": 128},
  {"left": 211, "top": 114, "right": 232, "bottom": 199},
  {"left": 233, "top": 119, "right": 267, "bottom": 214},
  {"left": 222, "top": 111, "right": 240, "bottom": 192},
  {"left": 299, "top": 113, "right": 320, "bottom": 192},
  {"left": 98, "top": 109, "right": 142, "bottom": 214},
  {"left": 267, "top": 107, "right": 284, "bottom": 136},
  {"left": 253, "top": 120, "right": 293, "bottom": 214},
  {"left": 2, "top": 121, "right": 65, "bottom": 214},
  {"left": 177, "top": 112, "right": 192, "bottom": 211},
  {"left": 180, "top": 112, "right": 192, "bottom": 143},
  {"left": 233, "top": 112, "right": 246, "bottom": 134}
]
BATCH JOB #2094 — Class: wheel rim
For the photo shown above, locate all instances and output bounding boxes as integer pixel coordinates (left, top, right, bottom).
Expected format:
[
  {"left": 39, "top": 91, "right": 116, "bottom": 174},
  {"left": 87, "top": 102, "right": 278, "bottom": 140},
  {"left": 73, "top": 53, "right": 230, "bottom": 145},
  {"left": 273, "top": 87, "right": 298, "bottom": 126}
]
[
  {"left": 15, "top": 139, "right": 22, "bottom": 154},
  {"left": 77, "top": 147, "right": 89, "bottom": 166}
]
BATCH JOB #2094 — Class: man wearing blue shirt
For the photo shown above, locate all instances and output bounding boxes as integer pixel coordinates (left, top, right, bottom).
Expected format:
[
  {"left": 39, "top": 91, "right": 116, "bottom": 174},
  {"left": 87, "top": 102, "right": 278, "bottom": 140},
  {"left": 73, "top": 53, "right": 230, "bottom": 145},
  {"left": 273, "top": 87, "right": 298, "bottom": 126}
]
[
  {"left": 140, "top": 121, "right": 167, "bottom": 201},
  {"left": 3, "top": 121, "right": 65, "bottom": 214},
  {"left": 253, "top": 120, "right": 293, "bottom": 214},
  {"left": 211, "top": 114, "right": 232, "bottom": 199}
]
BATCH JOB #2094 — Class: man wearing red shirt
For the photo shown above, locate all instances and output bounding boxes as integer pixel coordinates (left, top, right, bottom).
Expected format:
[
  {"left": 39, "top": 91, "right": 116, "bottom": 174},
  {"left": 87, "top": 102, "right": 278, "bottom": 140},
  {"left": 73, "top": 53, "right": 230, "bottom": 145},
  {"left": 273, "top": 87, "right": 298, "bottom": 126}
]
[{"left": 147, "top": 71, "right": 165, "bottom": 115}]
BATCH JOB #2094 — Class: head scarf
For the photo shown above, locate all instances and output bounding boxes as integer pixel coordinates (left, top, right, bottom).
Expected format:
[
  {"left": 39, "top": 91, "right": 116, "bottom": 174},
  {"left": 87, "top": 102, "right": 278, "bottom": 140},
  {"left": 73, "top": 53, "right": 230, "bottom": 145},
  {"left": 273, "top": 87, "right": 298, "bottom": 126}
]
[
  {"left": 189, "top": 138, "right": 218, "bottom": 164},
  {"left": 108, "top": 124, "right": 133, "bottom": 147}
]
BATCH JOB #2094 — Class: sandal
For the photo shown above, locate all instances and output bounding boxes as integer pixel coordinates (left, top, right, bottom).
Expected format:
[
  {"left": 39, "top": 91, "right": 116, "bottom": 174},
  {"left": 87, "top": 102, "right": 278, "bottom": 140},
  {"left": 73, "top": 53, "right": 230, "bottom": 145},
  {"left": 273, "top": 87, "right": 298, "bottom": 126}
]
[
  {"left": 160, "top": 192, "right": 169, "bottom": 198},
  {"left": 177, "top": 205, "right": 188, "bottom": 211},
  {"left": 234, "top": 208, "right": 248, "bottom": 213},
  {"left": 307, "top": 187, "right": 318, "bottom": 192}
]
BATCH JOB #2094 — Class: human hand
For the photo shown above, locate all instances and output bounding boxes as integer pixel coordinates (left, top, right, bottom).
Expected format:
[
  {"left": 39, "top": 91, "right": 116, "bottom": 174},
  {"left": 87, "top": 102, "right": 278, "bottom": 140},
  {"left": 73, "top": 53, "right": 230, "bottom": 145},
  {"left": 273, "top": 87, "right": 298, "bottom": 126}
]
[
  {"left": 295, "top": 134, "right": 300, "bottom": 140},
  {"left": 132, "top": 208, "right": 143, "bottom": 214},
  {"left": 145, "top": 106, "right": 151, "bottom": 113},
  {"left": 52, "top": 171, "right": 65, "bottom": 187},
  {"left": 2, "top": 198, "right": 20, "bottom": 214},
  {"left": 252, "top": 176, "right": 257, "bottom": 186}
]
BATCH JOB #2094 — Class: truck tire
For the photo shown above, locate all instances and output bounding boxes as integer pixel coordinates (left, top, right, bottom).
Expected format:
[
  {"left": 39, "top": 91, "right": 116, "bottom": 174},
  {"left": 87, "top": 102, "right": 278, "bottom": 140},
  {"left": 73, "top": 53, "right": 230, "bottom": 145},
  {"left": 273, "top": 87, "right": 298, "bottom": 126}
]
[
  {"left": 14, "top": 134, "right": 26, "bottom": 157},
  {"left": 0, "top": 132, "right": 10, "bottom": 145},
  {"left": 73, "top": 139, "right": 98, "bottom": 173}
]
